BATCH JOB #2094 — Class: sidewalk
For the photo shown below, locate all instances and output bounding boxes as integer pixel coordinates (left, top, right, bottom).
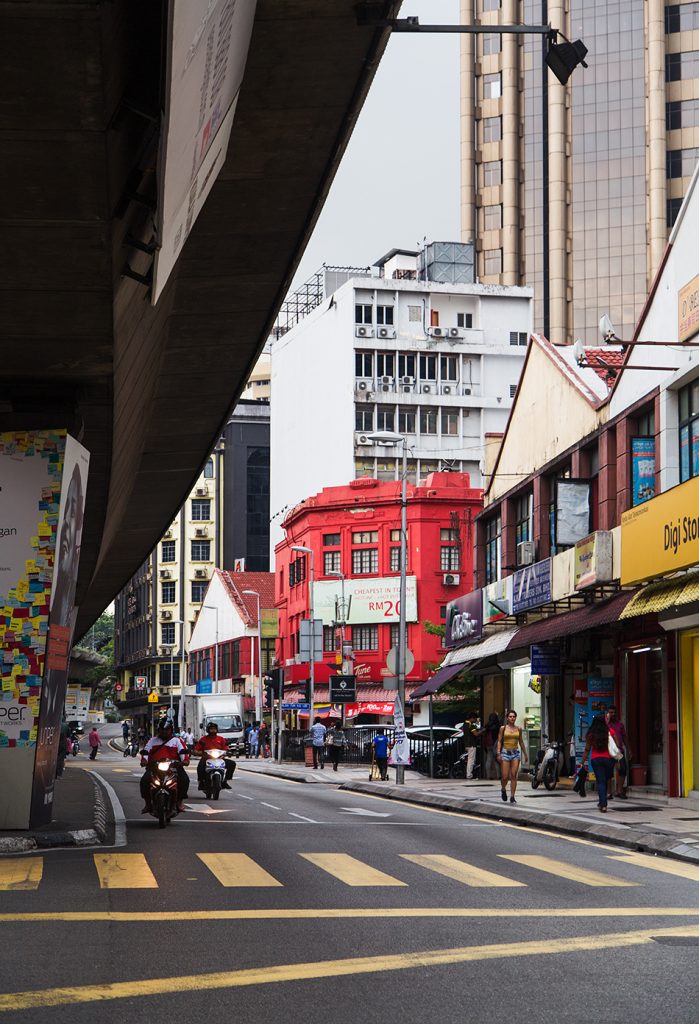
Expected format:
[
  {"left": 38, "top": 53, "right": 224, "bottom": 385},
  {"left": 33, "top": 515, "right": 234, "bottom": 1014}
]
[
  {"left": 0, "top": 762, "right": 111, "bottom": 853},
  {"left": 238, "top": 758, "right": 699, "bottom": 865}
]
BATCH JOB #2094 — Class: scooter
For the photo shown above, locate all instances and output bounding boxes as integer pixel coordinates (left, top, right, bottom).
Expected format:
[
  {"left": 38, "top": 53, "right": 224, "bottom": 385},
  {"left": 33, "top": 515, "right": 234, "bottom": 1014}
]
[
  {"left": 530, "top": 735, "right": 565, "bottom": 790},
  {"left": 450, "top": 750, "right": 481, "bottom": 779},
  {"left": 144, "top": 759, "right": 181, "bottom": 827},
  {"left": 123, "top": 738, "right": 139, "bottom": 758},
  {"left": 200, "top": 746, "right": 228, "bottom": 800},
  {"left": 70, "top": 733, "right": 80, "bottom": 756}
]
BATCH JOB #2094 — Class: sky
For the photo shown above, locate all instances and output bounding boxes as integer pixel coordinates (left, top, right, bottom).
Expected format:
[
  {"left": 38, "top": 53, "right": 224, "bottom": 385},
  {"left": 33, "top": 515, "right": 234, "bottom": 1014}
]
[{"left": 291, "top": 0, "right": 461, "bottom": 288}]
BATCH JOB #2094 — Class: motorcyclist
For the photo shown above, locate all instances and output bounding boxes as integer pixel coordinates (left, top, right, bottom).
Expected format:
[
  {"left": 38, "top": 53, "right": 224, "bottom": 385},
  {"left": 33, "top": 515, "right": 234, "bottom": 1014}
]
[
  {"left": 194, "top": 722, "right": 236, "bottom": 792},
  {"left": 140, "top": 722, "right": 190, "bottom": 814}
]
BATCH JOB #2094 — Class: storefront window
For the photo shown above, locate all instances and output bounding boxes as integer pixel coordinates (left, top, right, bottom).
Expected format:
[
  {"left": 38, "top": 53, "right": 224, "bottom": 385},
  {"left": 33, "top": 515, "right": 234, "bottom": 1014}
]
[
  {"left": 510, "top": 665, "right": 540, "bottom": 766},
  {"left": 678, "top": 381, "right": 699, "bottom": 482}
]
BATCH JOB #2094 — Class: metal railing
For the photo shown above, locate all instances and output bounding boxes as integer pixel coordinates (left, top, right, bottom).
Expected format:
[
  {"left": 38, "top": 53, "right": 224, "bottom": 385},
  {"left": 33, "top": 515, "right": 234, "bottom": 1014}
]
[{"left": 279, "top": 729, "right": 467, "bottom": 777}]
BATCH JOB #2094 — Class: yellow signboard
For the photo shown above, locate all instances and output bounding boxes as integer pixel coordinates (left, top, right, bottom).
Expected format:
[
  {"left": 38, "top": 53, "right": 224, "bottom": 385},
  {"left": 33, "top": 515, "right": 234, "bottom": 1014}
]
[
  {"left": 260, "top": 607, "right": 279, "bottom": 639},
  {"left": 679, "top": 273, "right": 699, "bottom": 343},
  {"left": 147, "top": 692, "right": 159, "bottom": 703},
  {"left": 621, "top": 475, "right": 699, "bottom": 584}
]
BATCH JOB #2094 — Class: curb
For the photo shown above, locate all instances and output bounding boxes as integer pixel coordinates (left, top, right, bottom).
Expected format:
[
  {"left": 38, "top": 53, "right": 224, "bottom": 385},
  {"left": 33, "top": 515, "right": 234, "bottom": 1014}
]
[
  {"left": 338, "top": 780, "right": 699, "bottom": 865},
  {"left": 0, "top": 827, "right": 100, "bottom": 854},
  {"left": 237, "top": 765, "right": 320, "bottom": 784}
]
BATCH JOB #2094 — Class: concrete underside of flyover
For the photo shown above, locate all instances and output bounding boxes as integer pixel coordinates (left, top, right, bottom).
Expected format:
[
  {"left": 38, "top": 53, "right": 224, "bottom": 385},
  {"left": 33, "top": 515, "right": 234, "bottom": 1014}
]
[{"left": 0, "top": 0, "right": 400, "bottom": 636}]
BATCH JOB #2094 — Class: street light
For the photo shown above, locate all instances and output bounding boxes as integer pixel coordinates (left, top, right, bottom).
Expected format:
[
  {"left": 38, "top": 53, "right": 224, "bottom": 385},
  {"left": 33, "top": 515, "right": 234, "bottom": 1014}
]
[
  {"left": 242, "top": 590, "right": 263, "bottom": 723},
  {"left": 367, "top": 431, "right": 408, "bottom": 785},
  {"left": 328, "top": 568, "right": 348, "bottom": 727},
  {"left": 203, "top": 605, "right": 219, "bottom": 693},
  {"left": 167, "top": 618, "right": 184, "bottom": 726},
  {"left": 291, "top": 544, "right": 315, "bottom": 724}
]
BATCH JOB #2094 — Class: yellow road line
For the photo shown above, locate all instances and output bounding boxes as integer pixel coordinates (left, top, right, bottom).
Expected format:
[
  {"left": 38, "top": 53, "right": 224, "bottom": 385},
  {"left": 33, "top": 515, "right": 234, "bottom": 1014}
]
[
  {"left": 3, "top": 924, "right": 699, "bottom": 1011},
  {"left": 498, "top": 854, "right": 638, "bottom": 887},
  {"left": 299, "top": 853, "right": 406, "bottom": 886},
  {"left": 197, "top": 853, "right": 282, "bottom": 887},
  {"left": 401, "top": 854, "right": 526, "bottom": 887},
  {"left": 0, "top": 858, "right": 43, "bottom": 891},
  {"left": 93, "top": 854, "right": 158, "bottom": 889},
  {"left": 609, "top": 852, "right": 699, "bottom": 882},
  {"left": 1, "top": 907, "right": 699, "bottom": 923}
]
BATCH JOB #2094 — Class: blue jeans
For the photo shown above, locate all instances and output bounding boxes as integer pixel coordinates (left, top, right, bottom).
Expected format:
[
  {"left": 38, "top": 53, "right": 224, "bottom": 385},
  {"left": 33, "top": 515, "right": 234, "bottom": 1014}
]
[{"left": 592, "top": 756, "right": 614, "bottom": 808}]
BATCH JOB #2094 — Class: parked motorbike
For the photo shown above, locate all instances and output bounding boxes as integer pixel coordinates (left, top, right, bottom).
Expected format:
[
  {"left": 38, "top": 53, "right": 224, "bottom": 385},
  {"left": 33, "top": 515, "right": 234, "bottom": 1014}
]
[
  {"left": 450, "top": 750, "right": 481, "bottom": 779},
  {"left": 201, "top": 746, "right": 228, "bottom": 800},
  {"left": 530, "top": 735, "right": 565, "bottom": 790},
  {"left": 145, "top": 759, "right": 180, "bottom": 827}
]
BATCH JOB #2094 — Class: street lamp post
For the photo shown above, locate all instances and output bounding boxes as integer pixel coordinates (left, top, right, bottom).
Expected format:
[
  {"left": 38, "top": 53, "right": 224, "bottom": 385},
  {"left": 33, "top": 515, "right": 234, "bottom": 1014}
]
[
  {"left": 328, "top": 568, "right": 348, "bottom": 727},
  {"left": 368, "top": 431, "right": 408, "bottom": 785},
  {"left": 242, "top": 590, "right": 263, "bottom": 724},
  {"left": 203, "top": 605, "right": 219, "bottom": 693},
  {"left": 168, "top": 618, "right": 184, "bottom": 726},
  {"left": 292, "top": 544, "right": 315, "bottom": 725}
]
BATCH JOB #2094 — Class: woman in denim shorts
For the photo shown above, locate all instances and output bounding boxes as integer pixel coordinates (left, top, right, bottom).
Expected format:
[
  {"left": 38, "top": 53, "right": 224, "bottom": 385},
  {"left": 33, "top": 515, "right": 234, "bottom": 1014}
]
[{"left": 496, "top": 710, "right": 528, "bottom": 804}]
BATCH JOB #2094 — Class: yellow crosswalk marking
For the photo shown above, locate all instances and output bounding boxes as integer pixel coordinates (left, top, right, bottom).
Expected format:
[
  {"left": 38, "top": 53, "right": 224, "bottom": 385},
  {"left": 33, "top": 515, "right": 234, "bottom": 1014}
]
[
  {"left": 498, "top": 854, "right": 638, "bottom": 887},
  {"left": 609, "top": 852, "right": 699, "bottom": 882},
  {"left": 197, "top": 854, "right": 282, "bottom": 887},
  {"left": 401, "top": 854, "right": 526, "bottom": 887},
  {"left": 93, "top": 854, "right": 158, "bottom": 889},
  {"left": 300, "top": 853, "right": 406, "bottom": 887},
  {"left": 0, "top": 858, "right": 43, "bottom": 891}
]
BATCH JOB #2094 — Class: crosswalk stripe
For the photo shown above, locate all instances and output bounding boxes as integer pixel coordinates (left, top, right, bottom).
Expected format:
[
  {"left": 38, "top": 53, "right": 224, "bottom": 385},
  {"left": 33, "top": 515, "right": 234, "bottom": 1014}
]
[
  {"left": 400, "top": 854, "right": 526, "bottom": 887},
  {"left": 197, "top": 853, "right": 282, "bottom": 887},
  {"left": 498, "top": 854, "right": 638, "bottom": 887},
  {"left": 608, "top": 852, "right": 699, "bottom": 882},
  {"left": 0, "top": 858, "right": 43, "bottom": 891},
  {"left": 300, "top": 853, "right": 407, "bottom": 887},
  {"left": 93, "top": 854, "right": 158, "bottom": 889}
]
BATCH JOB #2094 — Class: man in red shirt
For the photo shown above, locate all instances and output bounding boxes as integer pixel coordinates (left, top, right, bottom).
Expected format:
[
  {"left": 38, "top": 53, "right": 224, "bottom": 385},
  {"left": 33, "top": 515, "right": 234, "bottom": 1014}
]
[
  {"left": 194, "top": 722, "right": 236, "bottom": 792},
  {"left": 140, "top": 722, "right": 189, "bottom": 813}
]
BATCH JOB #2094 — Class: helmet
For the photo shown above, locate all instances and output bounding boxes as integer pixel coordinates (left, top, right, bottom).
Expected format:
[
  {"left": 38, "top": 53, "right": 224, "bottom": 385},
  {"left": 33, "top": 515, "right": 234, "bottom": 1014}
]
[{"left": 206, "top": 722, "right": 219, "bottom": 732}]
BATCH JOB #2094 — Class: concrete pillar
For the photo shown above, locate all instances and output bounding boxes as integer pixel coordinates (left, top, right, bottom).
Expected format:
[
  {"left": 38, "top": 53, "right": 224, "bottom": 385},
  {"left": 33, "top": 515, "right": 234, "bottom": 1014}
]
[
  {"left": 501, "top": 0, "right": 520, "bottom": 283},
  {"left": 646, "top": 0, "right": 667, "bottom": 280},
  {"left": 597, "top": 428, "right": 617, "bottom": 531},
  {"left": 460, "top": 0, "right": 477, "bottom": 245},
  {"left": 533, "top": 474, "right": 551, "bottom": 559},
  {"left": 547, "top": 0, "right": 569, "bottom": 344}
]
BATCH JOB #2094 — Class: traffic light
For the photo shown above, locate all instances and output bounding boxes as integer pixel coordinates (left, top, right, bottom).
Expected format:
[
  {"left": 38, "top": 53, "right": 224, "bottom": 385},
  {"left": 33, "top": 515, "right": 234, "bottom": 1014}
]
[
  {"left": 269, "top": 668, "right": 284, "bottom": 698},
  {"left": 303, "top": 680, "right": 312, "bottom": 705}
]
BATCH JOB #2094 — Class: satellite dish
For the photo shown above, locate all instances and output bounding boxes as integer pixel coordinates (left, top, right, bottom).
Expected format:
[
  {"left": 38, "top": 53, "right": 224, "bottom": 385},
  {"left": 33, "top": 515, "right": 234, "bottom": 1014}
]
[
  {"left": 599, "top": 313, "right": 616, "bottom": 343},
  {"left": 573, "top": 338, "right": 586, "bottom": 366}
]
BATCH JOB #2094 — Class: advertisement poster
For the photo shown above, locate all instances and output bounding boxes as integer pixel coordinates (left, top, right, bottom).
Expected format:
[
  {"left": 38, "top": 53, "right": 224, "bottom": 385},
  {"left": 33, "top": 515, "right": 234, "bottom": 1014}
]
[
  {"left": 572, "top": 677, "right": 589, "bottom": 761},
  {"left": 445, "top": 589, "right": 483, "bottom": 648},
  {"left": 314, "top": 576, "right": 418, "bottom": 627},
  {"left": 587, "top": 676, "right": 614, "bottom": 724},
  {"left": 389, "top": 695, "right": 410, "bottom": 766},
  {"left": 631, "top": 437, "right": 656, "bottom": 507}
]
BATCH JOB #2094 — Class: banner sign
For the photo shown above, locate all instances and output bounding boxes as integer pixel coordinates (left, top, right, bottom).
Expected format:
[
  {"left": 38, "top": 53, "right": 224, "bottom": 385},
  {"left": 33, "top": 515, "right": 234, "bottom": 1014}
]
[
  {"left": 574, "top": 531, "right": 613, "bottom": 590},
  {"left": 679, "top": 273, "right": 699, "bottom": 343},
  {"left": 631, "top": 437, "right": 656, "bottom": 507},
  {"left": 512, "top": 558, "right": 552, "bottom": 614},
  {"left": 530, "top": 643, "right": 561, "bottom": 676},
  {"left": 621, "top": 473, "right": 699, "bottom": 584},
  {"left": 483, "top": 576, "right": 512, "bottom": 624},
  {"left": 196, "top": 678, "right": 213, "bottom": 694},
  {"left": 445, "top": 589, "right": 483, "bottom": 648},
  {"left": 314, "top": 576, "right": 418, "bottom": 627},
  {"left": 389, "top": 695, "right": 410, "bottom": 765},
  {"left": 260, "top": 608, "right": 279, "bottom": 639}
]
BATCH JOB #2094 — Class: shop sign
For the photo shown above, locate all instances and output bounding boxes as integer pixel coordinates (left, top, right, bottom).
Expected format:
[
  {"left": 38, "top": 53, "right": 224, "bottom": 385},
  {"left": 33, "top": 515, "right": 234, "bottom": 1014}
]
[
  {"left": 631, "top": 437, "right": 656, "bottom": 506},
  {"left": 587, "top": 676, "right": 614, "bottom": 721},
  {"left": 621, "top": 474, "right": 699, "bottom": 584},
  {"left": 260, "top": 608, "right": 279, "bottom": 639},
  {"left": 196, "top": 678, "right": 212, "bottom": 695},
  {"left": 512, "top": 558, "right": 552, "bottom": 614},
  {"left": 134, "top": 676, "right": 147, "bottom": 691},
  {"left": 445, "top": 589, "right": 483, "bottom": 648},
  {"left": 574, "top": 531, "right": 613, "bottom": 590},
  {"left": 679, "top": 273, "right": 699, "bottom": 343},
  {"left": 314, "top": 576, "right": 418, "bottom": 626},
  {"left": 329, "top": 675, "right": 356, "bottom": 703},
  {"left": 530, "top": 643, "right": 561, "bottom": 675},
  {"left": 483, "top": 576, "right": 512, "bottom": 624}
]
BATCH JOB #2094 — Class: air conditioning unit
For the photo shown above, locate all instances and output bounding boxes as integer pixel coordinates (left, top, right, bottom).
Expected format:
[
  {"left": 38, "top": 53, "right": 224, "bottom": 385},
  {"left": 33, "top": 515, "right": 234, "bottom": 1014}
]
[
  {"left": 195, "top": 486, "right": 208, "bottom": 496},
  {"left": 427, "top": 326, "right": 446, "bottom": 338},
  {"left": 381, "top": 384, "right": 393, "bottom": 392},
  {"left": 161, "top": 610, "right": 172, "bottom": 620},
  {"left": 443, "top": 573, "right": 461, "bottom": 587},
  {"left": 402, "top": 385, "right": 414, "bottom": 393},
  {"left": 449, "top": 327, "right": 463, "bottom": 339},
  {"left": 195, "top": 569, "right": 208, "bottom": 579},
  {"left": 357, "top": 380, "right": 370, "bottom": 391},
  {"left": 159, "top": 569, "right": 172, "bottom": 579},
  {"left": 517, "top": 540, "right": 537, "bottom": 567},
  {"left": 421, "top": 384, "right": 432, "bottom": 394},
  {"left": 195, "top": 527, "right": 208, "bottom": 538},
  {"left": 355, "top": 433, "right": 374, "bottom": 446},
  {"left": 159, "top": 646, "right": 172, "bottom": 656},
  {"left": 355, "top": 326, "right": 375, "bottom": 338},
  {"left": 441, "top": 385, "right": 453, "bottom": 395},
  {"left": 401, "top": 376, "right": 415, "bottom": 386},
  {"left": 377, "top": 326, "right": 396, "bottom": 339},
  {"left": 380, "top": 375, "right": 394, "bottom": 386},
  {"left": 463, "top": 387, "right": 472, "bottom": 396}
]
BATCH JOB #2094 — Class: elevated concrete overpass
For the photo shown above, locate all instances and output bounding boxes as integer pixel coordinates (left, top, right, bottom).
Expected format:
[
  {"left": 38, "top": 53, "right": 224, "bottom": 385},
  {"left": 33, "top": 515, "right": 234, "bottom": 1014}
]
[{"left": 1, "top": 0, "right": 399, "bottom": 638}]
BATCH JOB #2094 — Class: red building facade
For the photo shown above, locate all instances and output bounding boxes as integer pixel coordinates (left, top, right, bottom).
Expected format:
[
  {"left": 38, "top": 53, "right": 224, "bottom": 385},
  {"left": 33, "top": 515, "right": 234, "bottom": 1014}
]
[{"left": 275, "top": 473, "right": 482, "bottom": 717}]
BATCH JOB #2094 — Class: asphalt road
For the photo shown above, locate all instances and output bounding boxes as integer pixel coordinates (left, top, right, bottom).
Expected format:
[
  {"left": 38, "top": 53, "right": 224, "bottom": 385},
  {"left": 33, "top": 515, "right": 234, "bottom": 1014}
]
[{"left": 2, "top": 742, "right": 699, "bottom": 1023}]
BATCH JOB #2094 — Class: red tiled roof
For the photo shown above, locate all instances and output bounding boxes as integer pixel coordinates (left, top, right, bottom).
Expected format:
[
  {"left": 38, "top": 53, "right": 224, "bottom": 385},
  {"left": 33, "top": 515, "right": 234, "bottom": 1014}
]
[
  {"left": 583, "top": 348, "right": 625, "bottom": 387},
  {"left": 217, "top": 570, "right": 275, "bottom": 626}
]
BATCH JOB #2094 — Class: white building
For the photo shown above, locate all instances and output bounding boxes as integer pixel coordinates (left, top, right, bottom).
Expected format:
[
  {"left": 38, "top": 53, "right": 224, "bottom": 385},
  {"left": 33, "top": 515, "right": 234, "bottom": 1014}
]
[{"left": 270, "top": 243, "right": 532, "bottom": 549}]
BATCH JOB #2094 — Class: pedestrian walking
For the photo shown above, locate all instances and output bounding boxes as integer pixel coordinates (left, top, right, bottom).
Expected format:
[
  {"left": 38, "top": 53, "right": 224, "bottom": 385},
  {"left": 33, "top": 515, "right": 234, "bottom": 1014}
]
[
  {"left": 248, "top": 723, "right": 259, "bottom": 759},
  {"left": 582, "top": 714, "right": 616, "bottom": 813},
  {"left": 372, "top": 727, "right": 392, "bottom": 781},
  {"left": 88, "top": 726, "right": 102, "bottom": 760},
  {"left": 496, "top": 710, "right": 527, "bottom": 803},
  {"left": 181, "top": 728, "right": 194, "bottom": 753},
  {"left": 326, "top": 722, "right": 345, "bottom": 771},
  {"left": 258, "top": 721, "right": 269, "bottom": 758},
  {"left": 482, "top": 712, "right": 501, "bottom": 779},
  {"left": 310, "top": 716, "right": 326, "bottom": 769},
  {"left": 607, "top": 705, "right": 630, "bottom": 799},
  {"left": 121, "top": 720, "right": 130, "bottom": 744}
]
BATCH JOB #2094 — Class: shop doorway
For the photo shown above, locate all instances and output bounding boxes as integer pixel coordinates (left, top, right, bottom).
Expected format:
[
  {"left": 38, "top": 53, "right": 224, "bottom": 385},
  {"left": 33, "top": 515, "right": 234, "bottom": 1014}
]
[
  {"left": 510, "top": 665, "right": 540, "bottom": 766},
  {"left": 624, "top": 644, "right": 665, "bottom": 788},
  {"left": 679, "top": 633, "right": 699, "bottom": 795}
]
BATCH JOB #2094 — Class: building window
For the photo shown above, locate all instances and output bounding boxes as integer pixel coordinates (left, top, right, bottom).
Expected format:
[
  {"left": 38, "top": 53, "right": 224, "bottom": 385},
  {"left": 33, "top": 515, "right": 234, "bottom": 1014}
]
[
  {"left": 440, "top": 355, "right": 458, "bottom": 382},
  {"left": 510, "top": 331, "right": 528, "bottom": 347},
  {"left": 191, "top": 540, "right": 211, "bottom": 561},
  {"left": 667, "top": 148, "right": 699, "bottom": 178},
  {"left": 441, "top": 545, "right": 461, "bottom": 571},
  {"left": 483, "top": 0, "right": 501, "bottom": 9},
  {"left": 419, "top": 354, "right": 437, "bottom": 381},
  {"left": 356, "top": 406, "right": 374, "bottom": 432},
  {"left": 679, "top": 381, "right": 699, "bottom": 483},
  {"left": 162, "top": 623, "right": 175, "bottom": 646},
  {"left": 399, "top": 353, "right": 416, "bottom": 378},
  {"left": 397, "top": 408, "right": 415, "bottom": 434},
  {"left": 323, "top": 626, "right": 336, "bottom": 652},
  {"left": 352, "top": 548, "right": 379, "bottom": 574},
  {"left": 482, "top": 33, "right": 501, "bottom": 56},
  {"left": 666, "top": 51, "right": 699, "bottom": 81},
  {"left": 667, "top": 99, "right": 699, "bottom": 131},
  {"left": 484, "top": 204, "right": 502, "bottom": 231},
  {"left": 390, "top": 546, "right": 401, "bottom": 572},
  {"left": 457, "top": 312, "right": 473, "bottom": 329},
  {"left": 161, "top": 581, "right": 175, "bottom": 604},
  {"left": 324, "top": 550, "right": 341, "bottom": 575},
  {"left": 191, "top": 499, "right": 210, "bottom": 521},
  {"left": 667, "top": 197, "right": 683, "bottom": 228},
  {"left": 355, "top": 303, "right": 373, "bottom": 324},
  {"left": 324, "top": 533, "right": 340, "bottom": 546},
  {"left": 377, "top": 406, "right": 395, "bottom": 431},
  {"left": 289, "top": 556, "right": 306, "bottom": 587},
  {"left": 666, "top": 4, "right": 699, "bottom": 33},
  {"left": 353, "top": 531, "right": 378, "bottom": 544},
  {"left": 484, "top": 515, "right": 501, "bottom": 585},
  {"left": 352, "top": 625, "right": 379, "bottom": 650},
  {"left": 191, "top": 581, "right": 206, "bottom": 603},
  {"left": 204, "top": 458, "right": 214, "bottom": 478},
  {"left": 390, "top": 623, "right": 400, "bottom": 648},
  {"left": 483, "top": 160, "right": 502, "bottom": 186},
  {"left": 161, "top": 540, "right": 176, "bottom": 562},
  {"left": 636, "top": 408, "right": 655, "bottom": 438},
  {"left": 483, "top": 115, "right": 501, "bottom": 141},
  {"left": 441, "top": 410, "right": 459, "bottom": 436},
  {"left": 220, "top": 643, "right": 230, "bottom": 679},
  {"left": 355, "top": 351, "right": 373, "bottom": 377},
  {"left": 355, "top": 457, "right": 374, "bottom": 478},
  {"left": 376, "top": 352, "right": 395, "bottom": 378},
  {"left": 483, "top": 72, "right": 501, "bottom": 99},
  {"left": 420, "top": 409, "right": 438, "bottom": 435},
  {"left": 376, "top": 305, "right": 394, "bottom": 325},
  {"left": 509, "top": 384, "right": 518, "bottom": 398},
  {"left": 484, "top": 249, "right": 503, "bottom": 275},
  {"left": 408, "top": 305, "right": 421, "bottom": 322},
  {"left": 376, "top": 459, "right": 396, "bottom": 481},
  {"left": 514, "top": 492, "right": 533, "bottom": 546}
]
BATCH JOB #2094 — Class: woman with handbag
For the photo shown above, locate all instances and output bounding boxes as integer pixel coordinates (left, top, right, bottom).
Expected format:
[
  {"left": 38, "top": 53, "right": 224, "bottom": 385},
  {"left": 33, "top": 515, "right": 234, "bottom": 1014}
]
[{"left": 581, "top": 714, "right": 621, "bottom": 813}]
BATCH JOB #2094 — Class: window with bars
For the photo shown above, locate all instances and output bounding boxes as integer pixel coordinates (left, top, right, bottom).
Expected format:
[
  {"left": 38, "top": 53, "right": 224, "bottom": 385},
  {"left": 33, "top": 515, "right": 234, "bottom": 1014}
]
[
  {"left": 161, "top": 540, "right": 176, "bottom": 562},
  {"left": 485, "top": 515, "right": 501, "bottom": 585},
  {"left": 440, "top": 546, "right": 460, "bottom": 571},
  {"left": 352, "top": 625, "right": 379, "bottom": 650},
  {"left": 509, "top": 331, "right": 528, "bottom": 346},
  {"left": 191, "top": 499, "right": 210, "bottom": 521},
  {"left": 509, "top": 384, "right": 518, "bottom": 398},
  {"left": 191, "top": 540, "right": 211, "bottom": 561},
  {"left": 161, "top": 582, "right": 175, "bottom": 603},
  {"left": 289, "top": 556, "right": 306, "bottom": 587},
  {"left": 352, "top": 548, "right": 378, "bottom": 574},
  {"left": 324, "top": 550, "right": 341, "bottom": 575}
]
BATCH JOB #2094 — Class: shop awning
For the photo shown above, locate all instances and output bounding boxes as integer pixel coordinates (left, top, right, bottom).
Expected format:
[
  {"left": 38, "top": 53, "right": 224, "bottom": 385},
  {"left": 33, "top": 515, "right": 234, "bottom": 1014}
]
[
  {"left": 442, "top": 628, "right": 520, "bottom": 667},
  {"left": 506, "top": 589, "right": 637, "bottom": 647},
  {"left": 619, "top": 574, "right": 699, "bottom": 619},
  {"left": 409, "top": 663, "right": 464, "bottom": 700}
]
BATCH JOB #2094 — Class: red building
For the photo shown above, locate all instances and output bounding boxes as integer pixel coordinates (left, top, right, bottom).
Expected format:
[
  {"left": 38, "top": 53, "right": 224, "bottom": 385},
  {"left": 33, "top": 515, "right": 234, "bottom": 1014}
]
[{"left": 275, "top": 473, "right": 482, "bottom": 720}]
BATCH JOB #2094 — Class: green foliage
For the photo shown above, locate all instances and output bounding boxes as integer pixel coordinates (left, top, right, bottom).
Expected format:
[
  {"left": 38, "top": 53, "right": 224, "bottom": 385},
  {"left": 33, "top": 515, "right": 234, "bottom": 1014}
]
[
  {"left": 423, "top": 619, "right": 446, "bottom": 639},
  {"left": 77, "top": 612, "right": 115, "bottom": 699}
]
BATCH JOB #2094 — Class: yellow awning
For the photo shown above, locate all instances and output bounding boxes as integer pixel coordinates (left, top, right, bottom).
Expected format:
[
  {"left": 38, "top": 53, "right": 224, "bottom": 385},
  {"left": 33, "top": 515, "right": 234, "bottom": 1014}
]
[{"left": 619, "top": 575, "right": 699, "bottom": 619}]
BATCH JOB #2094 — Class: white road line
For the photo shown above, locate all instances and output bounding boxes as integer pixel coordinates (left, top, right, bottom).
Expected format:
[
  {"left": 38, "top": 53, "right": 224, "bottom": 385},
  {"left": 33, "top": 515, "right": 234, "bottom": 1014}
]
[
  {"left": 261, "top": 802, "right": 281, "bottom": 810},
  {"left": 288, "top": 812, "right": 319, "bottom": 823},
  {"left": 237, "top": 794, "right": 253, "bottom": 801}
]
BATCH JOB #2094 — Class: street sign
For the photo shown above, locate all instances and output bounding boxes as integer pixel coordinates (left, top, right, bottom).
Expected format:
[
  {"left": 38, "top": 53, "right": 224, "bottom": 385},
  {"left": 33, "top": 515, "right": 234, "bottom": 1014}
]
[
  {"left": 282, "top": 702, "right": 310, "bottom": 711},
  {"left": 386, "top": 645, "right": 415, "bottom": 676},
  {"left": 299, "top": 618, "right": 323, "bottom": 663},
  {"left": 147, "top": 692, "right": 159, "bottom": 703},
  {"left": 330, "top": 674, "right": 356, "bottom": 703},
  {"left": 114, "top": 683, "right": 123, "bottom": 693}
]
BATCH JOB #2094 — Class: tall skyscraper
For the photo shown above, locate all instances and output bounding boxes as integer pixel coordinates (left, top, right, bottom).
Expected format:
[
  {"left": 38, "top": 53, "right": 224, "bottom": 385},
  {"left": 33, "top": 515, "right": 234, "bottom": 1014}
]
[{"left": 461, "top": 0, "right": 696, "bottom": 344}]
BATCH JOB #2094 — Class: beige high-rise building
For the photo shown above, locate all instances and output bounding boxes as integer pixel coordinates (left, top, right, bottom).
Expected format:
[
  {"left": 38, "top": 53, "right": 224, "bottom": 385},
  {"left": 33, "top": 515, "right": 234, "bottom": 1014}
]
[{"left": 461, "top": 0, "right": 699, "bottom": 345}]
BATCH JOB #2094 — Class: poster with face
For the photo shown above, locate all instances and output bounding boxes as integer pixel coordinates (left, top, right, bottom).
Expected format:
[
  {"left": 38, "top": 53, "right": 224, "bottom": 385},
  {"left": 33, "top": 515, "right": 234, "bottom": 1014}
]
[{"left": 30, "top": 435, "right": 89, "bottom": 826}]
